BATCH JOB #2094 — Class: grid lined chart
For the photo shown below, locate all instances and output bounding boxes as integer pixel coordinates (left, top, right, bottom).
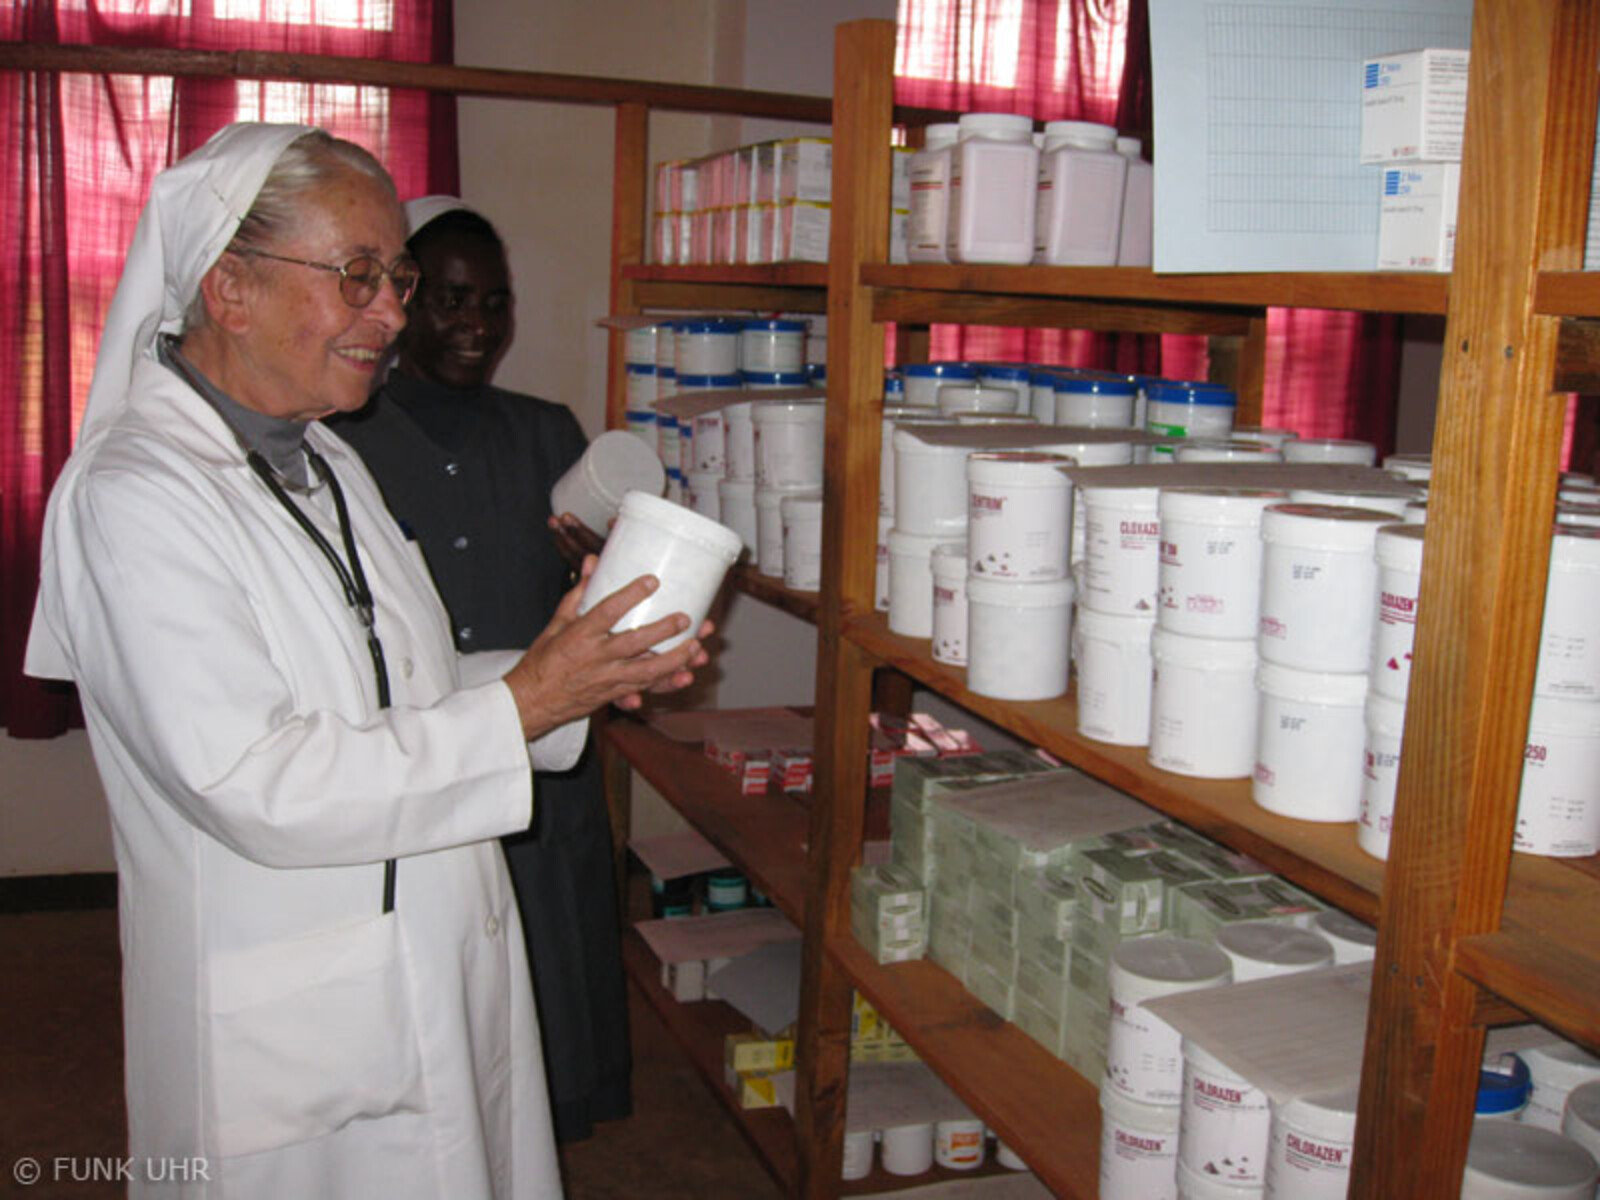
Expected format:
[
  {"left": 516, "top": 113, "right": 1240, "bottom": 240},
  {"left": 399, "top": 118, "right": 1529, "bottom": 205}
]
[{"left": 1151, "top": 0, "right": 1470, "bottom": 272}]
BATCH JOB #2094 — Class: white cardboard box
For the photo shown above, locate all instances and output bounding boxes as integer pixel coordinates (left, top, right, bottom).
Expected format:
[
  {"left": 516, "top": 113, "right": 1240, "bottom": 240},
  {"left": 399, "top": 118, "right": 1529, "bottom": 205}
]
[
  {"left": 1361, "top": 47, "right": 1469, "bottom": 165},
  {"left": 1378, "top": 162, "right": 1460, "bottom": 272}
]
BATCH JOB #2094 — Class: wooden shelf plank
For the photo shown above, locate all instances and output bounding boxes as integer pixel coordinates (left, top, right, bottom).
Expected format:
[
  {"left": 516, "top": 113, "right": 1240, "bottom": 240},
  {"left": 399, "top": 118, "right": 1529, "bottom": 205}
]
[
  {"left": 1534, "top": 270, "right": 1600, "bottom": 317},
  {"left": 844, "top": 611, "right": 1386, "bottom": 925},
  {"left": 624, "top": 263, "right": 831, "bottom": 288},
  {"left": 1454, "top": 855, "right": 1600, "bottom": 1051},
  {"left": 603, "top": 716, "right": 812, "bottom": 925},
  {"left": 829, "top": 935, "right": 1102, "bottom": 1200},
  {"left": 860, "top": 263, "right": 1450, "bottom": 316},
  {"left": 732, "top": 565, "right": 823, "bottom": 623}
]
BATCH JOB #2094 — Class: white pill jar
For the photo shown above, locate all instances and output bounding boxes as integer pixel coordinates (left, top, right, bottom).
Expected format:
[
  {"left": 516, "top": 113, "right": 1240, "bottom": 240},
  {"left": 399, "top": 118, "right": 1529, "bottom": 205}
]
[
  {"left": 1264, "top": 1087, "right": 1358, "bottom": 1200},
  {"left": 945, "top": 112, "right": 1039, "bottom": 266},
  {"left": 1054, "top": 373, "right": 1139, "bottom": 428},
  {"left": 967, "top": 451, "right": 1074, "bottom": 581},
  {"left": 550, "top": 429, "right": 668, "bottom": 536},
  {"left": 1460, "top": 1120, "right": 1598, "bottom": 1200},
  {"left": 1181, "top": 1038, "right": 1271, "bottom": 1189},
  {"left": 1358, "top": 689, "right": 1407, "bottom": 861},
  {"left": 1074, "top": 606, "right": 1155, "bottom": 746},
  {"left": 1157, "top": 488, "right": 1286, "bottom": 640},
  {"left": 1371, "top": 523, "right": 1425, "bottom": 700},
  {"left": 1257, "top": 504, "right": 1391, "bottom": 673},
  {"left": 1280, "top": 438, "right": 1377, "bottom": 466},
  {"left": 781, "top": 493, "right": 824, "bottom": 592},
  {"left": 1100, "top": 1085, "right": 1182, "bottom": 1200},
  {"left": 931, "top": 540, "right": 970, "bottom": 666},
  {"left": 1515, "top": 696, "right": 1600, "bottom": 858},
  {"left": 965, "top": 575, "right": 1075, "bottom": 701},
  {"left": 1535, "top": 525, "right": 1600, "bottom": 700},
  {"left": 1148, "top": 628, "right": 1260, "bottom": 779},
  {"left": 1215, "top": 922, "right": 1334, "bottom": 983},
  {"left": 1082, "top": 484, "right": 1162, "bottom": 616},
  {"left": 1035, "top": 119, "right": 1127, "bottom": 267},
  {"left": 1106, "top": 936, "right": 1233, "bottom": 1106},
  {"left": 1252, "top": 662, "right": 1369, "bottom": 823}
]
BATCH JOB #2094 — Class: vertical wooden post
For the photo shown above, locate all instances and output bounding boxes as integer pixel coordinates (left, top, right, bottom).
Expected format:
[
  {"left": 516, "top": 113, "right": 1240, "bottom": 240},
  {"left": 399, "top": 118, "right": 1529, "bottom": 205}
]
[
  {"left": 607, "top": 102, "right": 649, "bottom": 432},
  {"left": 1351, "top": 2, "right": 1599, "bottom": 1195},
  {"left": 794, "top": 19, "right": 896, "bottom": 1200}
]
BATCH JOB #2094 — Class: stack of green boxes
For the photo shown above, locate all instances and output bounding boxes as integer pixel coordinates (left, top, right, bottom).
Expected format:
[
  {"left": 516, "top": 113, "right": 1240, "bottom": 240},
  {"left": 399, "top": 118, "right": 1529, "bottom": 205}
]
[{"left": 850, "top": 863, "right": 927, "bottom": 963}]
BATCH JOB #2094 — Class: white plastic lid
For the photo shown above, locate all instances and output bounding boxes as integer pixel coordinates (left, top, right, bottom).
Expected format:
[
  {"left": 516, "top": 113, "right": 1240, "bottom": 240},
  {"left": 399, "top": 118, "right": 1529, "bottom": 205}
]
[
  {"left": 1150, "top": 626, "right": 1259, "bottom": 670},
  {"left": 966, "top": 574, "right": 1075, "bottom": 608},
  {"left": 585, "top": 429, "right": 669, "bottom": 505},
  {"left": 780, "top": 493, "right": 824, "bottom": 520},
  {"left": 1099, "top": 1084, "right": 1182, "bottom": 1133},
  {"left": 1115, "top": 135, "right": 1143, "bottom": 158},
  {"left": 1462, "top": 1120, "right": 1599, "bottom": 1194},
  {"left": 1288, "top": 488, "right": 1414, "bottom": 516},
  {"left": 1312, "top": 909, "right": 1379, "bottom": 954},
  {"left": 1110, "top": 935, "right": 1232, "bottom": 1004},
  {"left": 1564, "top": 1081, "right": 1600, "bottom": 1154},
  {"left": 1215, "top": 921, "right": 1335, "bottom": 971},
  {"left": 957, "top": 112, "right": 1035, "bottom": 139},
  {"left": 1081, "top": 483, "right": 1160, "bottom": 510},
  {"left": 1158, "top": 486, "right": 1287, "bottom": 524},
  {"left": 1174, "top": 439, "right": 1282, "bottom": 462},
  {"left": 1384, "top": 453, "right": 1433, "bottom": 481},
  {"left": 1037, "top": 440, "right": 1135, "bottom": 465},
  {"left": 1376, "top": 522, "right": 1426, "bottom": 570},
  {"left": 967, "top": 450, "right": 1074, "bottom": 485},
  {"left": 1074, "top": 604, "right": 1156, "bottom": 640},
  {"left": 921, "top": 122, "right": 961, "bottom": 150},
  {"left": 1279, "top": 1086, "right": 1360, "bottom": 1144},
  {"left": 1521, "top": 1041, "right": 1600, "bottom": 1093},
  {"left": 1042, "top": 119, "right": 1117, "bottom": 149},
  {"left": 931, "top": 540, "right": 969, "bottom": 580},
  {"left": 752, "top": 399, "right": 825, "bottom": 423},
  {"left": 618, "top": 490, "right": 744, "bottom": 562},
  {"left": 1281, "top": 438, "right": 1377, "bottom": 463},
  {"left": 1260, "top": 503, "right": 1393, "bottom": 549},
  {"left": 1528, "top": 694, "right": 1600, "bottom": 738},
  {"left": 894, "top": 426, "right": 976, "bottom": 456},
  {"left": 1365, "top": 689, "right": 1408, "bottom": 734},
  {"left": 1256, "top": 660, "right": 1370, "bottom": 705}
]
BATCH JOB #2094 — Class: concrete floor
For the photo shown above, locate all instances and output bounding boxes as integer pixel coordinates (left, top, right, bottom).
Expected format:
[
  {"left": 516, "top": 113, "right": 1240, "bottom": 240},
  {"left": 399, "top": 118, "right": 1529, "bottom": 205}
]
[{"left": 0, "top": 907, "right": 783, "bottom": 1199}]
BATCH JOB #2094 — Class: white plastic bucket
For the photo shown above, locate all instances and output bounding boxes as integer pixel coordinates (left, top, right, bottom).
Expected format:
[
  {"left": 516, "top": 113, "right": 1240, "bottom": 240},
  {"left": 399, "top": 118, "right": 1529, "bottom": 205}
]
[
  {"left": 893, "top": 426, "right": 975, "bottom": 536},
  {"left": 881, "top": 1122, "right": 935, "bottom": 1176},
  {"left": 1460, "top": 1120, "right": 1598, "bottom": 1199},
  {"left": 1252, "top": 662, "right": 1369, "bottom": 823},
  {"left": 1515, "top": 695, "right": 1600, "bottom": 857},
  {"left": 1311, "top": 910, "right": 1378, "bottom": 965},
  {"left": 1215, "top": 921, "right": 1334, "bottom": 983},
  {"left": 1521, "top": 1040, "right": 1600, "bottom": 1132},
  {"left": 1175, "top": 440, "right": 1283, "bottom": 464},
  {"left": 674, "top": 320, "right": 741, "bottom": 376},
  {"left": 740, "top": 318, "right": 807, "bottom": 373},
  {"left": 938, "top": 382, "right": 1018, "bottom": 416},
  {"left": 781, "top": 493, "right": 824, "bottom": 592},
  {"left": 967, "top": 451, "right": 1074, "bottom": 581},
  {"left": 1158, "top": 488, "right": 1286, "bottom": 639},
  {"left": 1083, "top": 484, "right": 1162, "bottom": 616},
  {"left": 684, "top": 470, "right": 722, "bottom": 520},
  {"left": 1055, "top": 376, "right": 1138, "bottom": 428},
  {"left": 550, "top": 430, "right": 668, "bottom": 536},
  {"left": 579, "top": 491, "right": 742, "bottom": 651},
  {"left": 1178, "top": 1158, "right": 1264, "bottom": 1199},
  {"left": 1280, "top": 438, "right": 1377, "bottom": 466},
  {"left": 688, "top": 408, "right": 728, "bottom": 474},
  {"left": 1358, "top": 690, "right": 1407, "bottom": 861},
  {"left": 756, "top": 485, "right": 812, "bottom": 579},
  {"left": 881, "top": 410, "right": 951, "bottom": 517},
  {"left": 724, "top": 401, "right": 757, "bottom": 481},
  {"left": 1181, "top": 1038, "right": 1271, "bottom": 1188},
  {"left": 624, "top": 362, "right": 656, "bottom": 421},
  {"left": 1149, "top": 628, "right": 1260, "bottom": 778},
  {"left": 1560, "top": 1081, "right": 1600, "bottom": 1185},
  {"left": 624, "top": 323, "right": 659, "bottom": 366},
  {"left": 934, "top": 1117, "right": 987, "bottom": 1170},
  {"left": 889, "top": 528, "right": 963, "bottom": 638},
  {"left": 840, "top": 1128, "right": 874, "bottom": 1181},
  {"left": 931, "top": 541, "right": 970, "bottom": 666},
  {"left": 902, "top": 361, "right": 976, "bottom": 408},
  {"left": 1100, "top": 1085, "right": 1182, "bottom": 1200},
  {"left": 1258, "top": 504, "right": 1391, "bottom": 673},
  {"left": 717, "top": 478, "right": 757, "bottom": 557},
  {"left": 1146, "top": 382, "right": 1236, "bottom": 440},
  {"left": 1106, "top": 936, "right": 1233, "bottom": 1105},
  {"left": 966, "top": 575, "right": 1075, "bottom": 701},
  {"left": 977, "top": 364, "right": 1032, "bottom": 414},
  {"left": 1264, "top": 1087, "right": 1358, "bottom": 1200},
  {"left": 1074, "top": 607, "right": 1155, "bottom": 746},
  {"left": 1534, "top": 526, "right": 1600, "bottom": 700},
  {"left": 753, "top": 400, "right": 825, "bottom": 488},
  {"left": 1371, "top": 524, "right": 1425, "bottom": 701}
]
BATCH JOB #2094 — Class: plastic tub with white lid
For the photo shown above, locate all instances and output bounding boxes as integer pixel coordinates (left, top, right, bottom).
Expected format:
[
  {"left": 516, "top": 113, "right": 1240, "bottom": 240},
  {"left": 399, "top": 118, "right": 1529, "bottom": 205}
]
[
  {"left": 1215, "top": 921, "right": 1335, "bottom": 982},
  {"left": 893, "top": 425, "right": 978, "bottom": 535},
  {"left": 1257, "top": 503, "right": 1393, "bottom": 673},
  {"left": 1082, "top": 484, "right": 1162, "bottom": 616},
  {"left": 1054, "top": 373, "right": 1138, "bottom": 428},
  {"left": 741, "top": 369, "right": 811, "bottom": 391},
  {"left": 1265, "top": 1086, "right": 1359, "bottom": 1199},
  {"left": 937, "top": 382, "right": 1019, "bottom": 416},
  {"left": 1178, "top": 1158, "right": 1264, "bottom": 1199},
  {"left": 781, "top": 493, "right": 824, "bottom": 592},
  {"left": 1311, "top": 910, "right": 1378, "bottom": 964},
  {"left": 754, "top": 485, "right": 814, "bottom": 579},
  {"left": 1515, "top": 695, "right": 1600, "bottom": 857},
  {"left": 1534, "top": 524, "right": 1600, "bottom": 700},
  {"left": 684, "top": 469, "right": 722, "bottom": 520},
  {"left": 1074, "top": 606, "right": 1155, "bottom": 746},
  {"left": 1100, "top": 1084, "right": 1182, "bottom": 1200},
  {"left": 1175, "top": 439, "right": 1284, "bottom": 464},
  {"left": 1105, "top": 935, "right": 1233, "bottom": 1105},
  {"left": 945, "top": 112, "right": 1039, "bottom": 266},
  {"left": 1280, "top": 437, "right": 1378, "bottom": 466},
  {"left": 1372, "top": 523, "right": 1426, "bottom": 701},
  {"left": 1521, "top": 1041, "right": 1600, "bottom": 1132},
  {"left": 888, "top": 528, "right": 964, "bottom": 638},
  {"left": 1145, "top": 381, "right": 1237, "bottom": 440},
  {"left": 901, "top": 360, "right": 976, "bottom": 408},
  {"left": 1460, "top": 1120, "right": 1598, "bottom": 1199},
  {"left": 739, "top": 317, "right": 807, "bottom": 373},
  {"left": 1287, "top": 487, "right": 1415, "bottom": 518},
  {"left": 1035, "top": 118, "right": 1127, "bottom": 266},
  {"left": 550, "top": 429, "right": 668, "bottom": 536},
  {"left": 674, "top": 319, "right": 741, "bottom": 376},
  {"left": 1360, "top": 689, "right": 1407, "bottom": 861},
  {"left": 976, "top": 363, "right": 1032, "bottom": 413},
  {"left": 1230, "top": 426, "right": 1299, "bottom": 451},
  {"left": 1252, "top": 661, "right": 1368, "bottom": 823},
  {"left": 931, "top": 540, "right": 970, "bottom": 666},
  {"left": 1157, "top": 487, "right": 1286, "bottom": 640},
  {"left": 965, "top": 574, "right": 1075, "bottom": 701},
  {"left": 1560, "top": 1080, "right": 1600, "bottom": 1185},
  {"left": 578, "top": 490, "right": 742, "bottom": 651},
  {"left": 717, "top": 478, "right": 756, "bottom": 557},
  {"left": 752, "top": 399, "right": 825, "bottom": 489},
  {"left": 966, "top": 450, "right": 1074, "bottom": 581},
  {"left": 1181, "top": 1037, "right": 1271, "bottom": 1188},
  {"left": 1148, "top": 627, "right": 1259, "bottom": 778},
  {"left": 1383, "top": 452, "right": 1433, "bottom": 483}
]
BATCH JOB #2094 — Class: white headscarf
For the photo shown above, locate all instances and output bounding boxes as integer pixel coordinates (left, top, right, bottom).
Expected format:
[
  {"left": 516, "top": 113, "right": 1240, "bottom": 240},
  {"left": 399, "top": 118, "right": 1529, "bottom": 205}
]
[
  {"left": 402, "top": 195, "right": 476, "bottom": 238},
  {"left": 77, "top": 122, "right": 314, "bottom": 444}
]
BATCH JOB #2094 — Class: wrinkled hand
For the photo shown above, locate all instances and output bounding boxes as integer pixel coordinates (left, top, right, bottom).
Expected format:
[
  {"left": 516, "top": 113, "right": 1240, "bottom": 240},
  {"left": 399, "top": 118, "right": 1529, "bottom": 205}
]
[
  {"left": 504, "top": 556, "right": 712, "bottom": 740},
  {"left": 549, "top": 512, "right": 606, "bottom": 572}
]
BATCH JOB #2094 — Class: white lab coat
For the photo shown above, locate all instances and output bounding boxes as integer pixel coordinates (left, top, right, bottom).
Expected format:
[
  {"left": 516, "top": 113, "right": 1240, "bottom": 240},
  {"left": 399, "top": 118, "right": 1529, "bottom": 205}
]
[{"left": 28, "top": 357, "right": 568, "bottom": 1198}]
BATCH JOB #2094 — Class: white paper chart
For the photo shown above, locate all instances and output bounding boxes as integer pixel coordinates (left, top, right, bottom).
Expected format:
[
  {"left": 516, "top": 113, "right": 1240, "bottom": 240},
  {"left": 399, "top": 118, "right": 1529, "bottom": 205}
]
[{"left": 1150, "top": 0, "right": 1471, "bottom": 273}]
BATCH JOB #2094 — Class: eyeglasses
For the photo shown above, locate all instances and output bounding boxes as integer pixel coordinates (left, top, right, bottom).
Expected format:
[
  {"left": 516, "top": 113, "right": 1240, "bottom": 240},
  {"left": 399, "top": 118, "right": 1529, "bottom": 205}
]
[{"left": 248, "top": 250, "right": 421, "bottom": 308}]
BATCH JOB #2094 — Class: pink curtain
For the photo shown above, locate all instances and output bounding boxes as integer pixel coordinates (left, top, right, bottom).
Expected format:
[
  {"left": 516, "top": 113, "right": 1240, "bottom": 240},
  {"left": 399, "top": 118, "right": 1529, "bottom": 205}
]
[
  {"left": 893, "top": 0, "right": 1401, "bottom": 434},
  {"left": 0, "top": 0, "right": 458, "bottom": 735}
]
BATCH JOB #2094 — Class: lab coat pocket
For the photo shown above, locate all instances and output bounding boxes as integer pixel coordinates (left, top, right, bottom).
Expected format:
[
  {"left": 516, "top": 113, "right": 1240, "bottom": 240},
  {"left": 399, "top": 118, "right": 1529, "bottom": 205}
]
[{"left": 206, "top": 912, "right": 428, "bottom": 1158}]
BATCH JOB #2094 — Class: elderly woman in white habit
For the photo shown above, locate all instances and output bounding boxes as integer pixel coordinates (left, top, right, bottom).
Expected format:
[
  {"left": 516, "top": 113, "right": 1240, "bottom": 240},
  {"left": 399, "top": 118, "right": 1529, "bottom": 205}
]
[{"left": 26, "top": 122, "right": 710, "bottom": 1198}]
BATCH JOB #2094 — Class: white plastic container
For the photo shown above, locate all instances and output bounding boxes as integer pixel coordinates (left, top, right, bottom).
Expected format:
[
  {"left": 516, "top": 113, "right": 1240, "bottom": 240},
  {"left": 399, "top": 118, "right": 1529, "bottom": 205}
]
[
  {"left": 624, "top": 322, "right": 659, "bottom": 366},
  {"left": 1253, "top": 662, "right": 1369, "bottom": 823},
  {"left": 931, "top": 541, "right": 970, "bottom": 666},
  {"left": 1515, "top": 695, "right": 1600, "bottom": 858},
  {"left": 1404, "top": 499, "right": 1429, "bottom": 525},
  {"left": 1083, "top": 484, "right": 1162, "bottom": 616},
  {"left": 740, "top": 318, "right": 807, "bottom": 373},
  {"left": 1559, "top": 1081, "right": 1600, "bottom": 1188},
  {"left": 881, "top": 409, "right": 947, "bottom": 517},
  {"left": 893, "top": 426, "right": 976, "bottom": 535},
  {"left": 752, "top": 399, "right": 826, "bottom": 488},
  {"left": 1149, "top": 628, "right": 1260, "bottom": 778},
  {"left": 1522, "top": 1041, "right": 1600, "bottom": 1132},
  {"left": 907, "top": 122, "right": 961, "bottom": 264},
  {"left": 966, "top": 575, "right": 1075, "bottom": 701},
  {"left": 1176, "top": 440, "right": 1284, "bottom": 464},
  {"left": 1181, "top": 1038, "right": 1272, "bottom": 1188},
  {"left": 742, "top": 370, "right": 810, "bottom": 391},
  {"left": 550, "top": 430, "right": 669, "bottom": 536},
  {"left": 1288, "top": 488, "right": 1413, "bottom": 518},
  {"left": 1158, "top": 488, "right": 1286, "bottom": 640},
  {"left": 1311, "top": 910, "right": 1379, "bottom": 965},
  {"left": 888, "top": 528, "right": 962, "bottom": 638},
  {"left": 781, "top": 492, "right": 825, "bottom": 592},
  {"left": 881, "top": 1121, "right": 935, "bottom": 1176},
  {"left": 654, "top": 322, "right": 677, "bottom": 371},
  {"left": 724, "top": 401, "right": 757, "bottom": 481},
  {"left": 934, "top": 1117, "right": 987, "bottom": 1170},
  {"left": 1535, "top": 526, "right": 1600, "bottom": 700},
  {"left": 1146, "top": 382, "right": 1237, "bottom": 441},
  {"left": 1230, "top": 427, "right": 1299, "bottom": 451},
  {"left": 1460, "top": 1121, "right": 1598, "bottom": 1199},
  {"left": 1383, "top": 452, "right": 1433, "bottom": 483},
  {"left": 625, "top": 361, "right": 657, "bottom": 419},
  {"left": 946, "top": 113, "right": 1040, "bottom": 266},
  {"left": 1358, "top": 690, "right": 1407, "bottom": 861},
  {"left": 1280, "top": 438, "right": 1378, "bottom": 466},
  {"left": 1258, "top": 504, "right": 1392, "bottom": 673},
  {"left": 756, "top": 485, "right": 812, "bottom": 579},
  {"left": 1107, "top": 936, "right": 1233, "bottom": 1106},
  {"left": 937, "top": 382, "right": 1019, "bottom": 416},
  {"left": 579, "top": 491, "right": 742, "bottom": 651},
  {"left": 687, "top": 407, "right": 728, "bottom": 475},
  {"left": 1035, "top": 119, "right": 1127, "bottom": 266},
  {"left": 655, "top": 411, "right": 680, "bottom": 474},
  {"left": 717, "top": 478, "right": 757, "bottom": 557},
  {"left": 1055, "top": 375, "right": 1139, "bottom": 428},
  {"left": 1100, "top": 1085, "right": 1182, "bottom": 1200},
  {"left": 1117, "top": 136, "right": 1154, "bottom": 267},
  {"left": 1074, "top": 607, "right": 1155, "bottom": 746},
  {"left": 684, "top": 470, "right": 723, "bottom": 520},
  {"left": 1178, "top": 1159, "right": 1263, "bottom": 1200},
  {"left": 966, "top": 451, "right": 1074, "bottom": 581},
  {"left": 1215, "top": 921, "right": 1335, "bottom": 983},
  {"left": 674, "top": 319, "right": 741, "bottom": 376},
  {"left": 840, "top": 1128, "right": 875, "bottom": 1181},
  {"left": 977, "top": 364, "right": 1033, "bottom": 414},
  {"left": 1371, "top": 523, "right": 1425, "bottom": 701},
  {"left": 901, "top": 361, "right": 976, "bottom": 408},
  {"left": 1264, "top": 1087, "right": 1358, "bottom": 1200}
]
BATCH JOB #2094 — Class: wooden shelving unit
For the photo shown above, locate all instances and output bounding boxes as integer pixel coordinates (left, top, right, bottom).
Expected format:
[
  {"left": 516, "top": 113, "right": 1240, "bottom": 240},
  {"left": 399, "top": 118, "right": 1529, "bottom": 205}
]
[{"left": 598, "top": 8, "right": 1600, "bottom": 1199}]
